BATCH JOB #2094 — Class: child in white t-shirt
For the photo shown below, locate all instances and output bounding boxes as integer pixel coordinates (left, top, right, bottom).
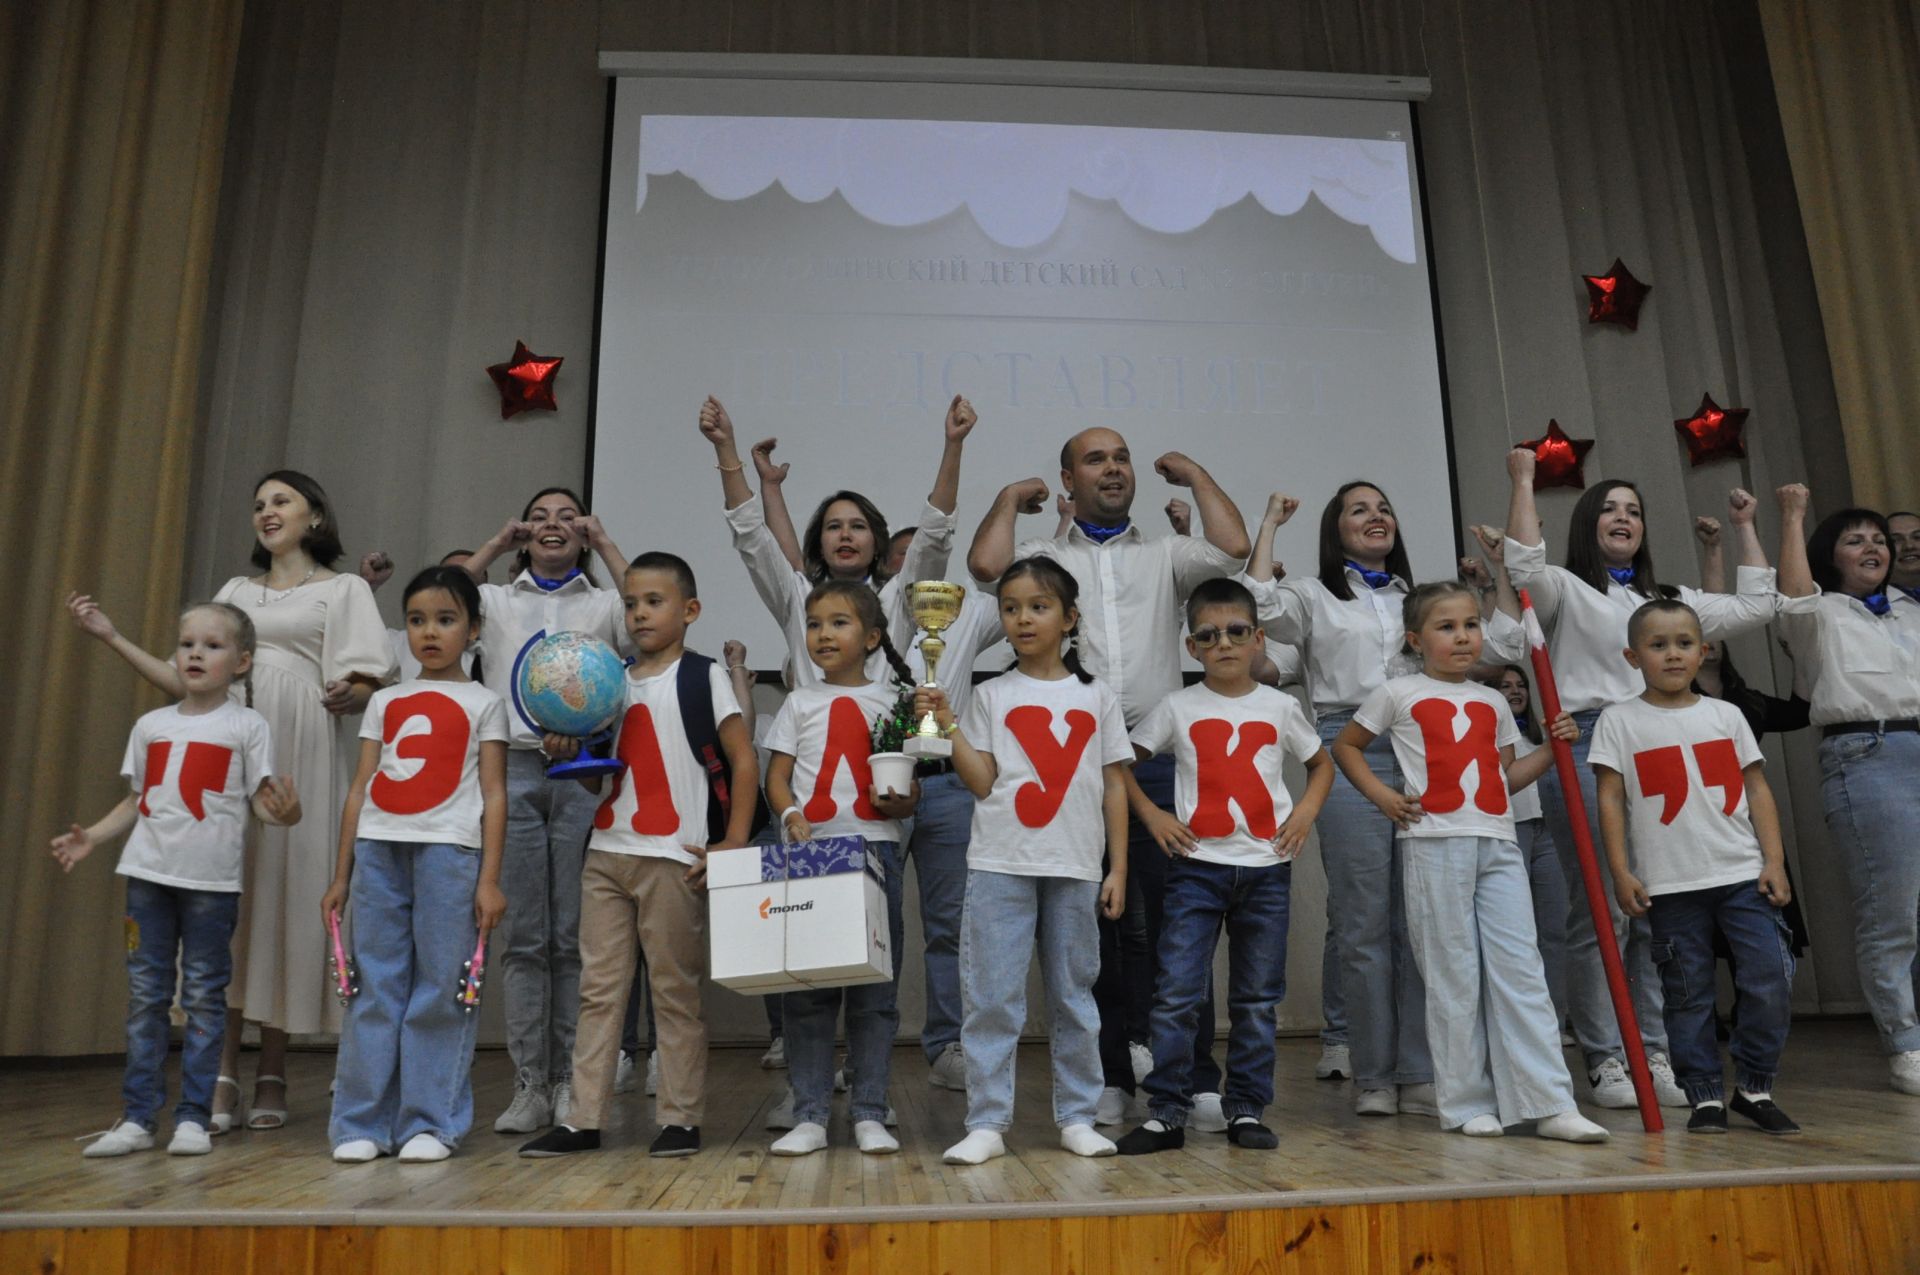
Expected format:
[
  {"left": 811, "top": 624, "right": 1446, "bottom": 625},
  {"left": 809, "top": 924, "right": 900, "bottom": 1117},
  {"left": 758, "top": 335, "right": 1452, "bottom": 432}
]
[
  {"left": 1592, "top": 598, "right": 1798, "bottom": 1135},
  {"left": 1334, "top": 582, "right": 1607, "bottom": 1142},
  {"left": 324, "top": 567, "right": 508, "bottom": 1164},
  {"left": 764, "top": 579, "right": 919, "bottom": 1157},
  {"left": 916, "top": 557, "right": 1133, "bottom": 1165},
  {"left": 55, "top": 602, "right": 299, "bottom": 1158},
  {"left": 1116, "top": 578, "right": 1334, "bottom": 1154}
]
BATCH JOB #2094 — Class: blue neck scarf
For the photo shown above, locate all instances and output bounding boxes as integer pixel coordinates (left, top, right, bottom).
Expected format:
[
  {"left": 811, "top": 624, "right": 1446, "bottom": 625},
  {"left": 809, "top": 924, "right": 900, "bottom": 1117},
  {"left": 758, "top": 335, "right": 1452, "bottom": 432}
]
[
  {"left": 1513, "top": 713, "right": 1532, "bottom": 735},
  {"left": 1858, "top": 591, "right": 1892, "bottom": 617},
  {"left": 1607, "top": 566, "right": 1637, "bottom": 587},
  {"left": 1345, "top": 560, "right": 1395, "bottom": 590},
  {"left": 530, "top": 567, "right": 583, "bottom": 592},
  {"left": 1899, "top": 584, "right": 1920, "bottom": 605},
  {"left": 1075, "top": 517, "right": 1131, "bottom": 545}
]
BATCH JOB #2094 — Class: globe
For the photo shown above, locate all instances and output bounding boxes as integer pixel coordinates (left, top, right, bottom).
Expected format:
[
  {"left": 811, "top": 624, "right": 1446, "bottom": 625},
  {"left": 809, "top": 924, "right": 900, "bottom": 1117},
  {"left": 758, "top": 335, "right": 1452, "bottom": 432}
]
[{"left": 512, "top": 630, "right": 628, "bottom": 738}]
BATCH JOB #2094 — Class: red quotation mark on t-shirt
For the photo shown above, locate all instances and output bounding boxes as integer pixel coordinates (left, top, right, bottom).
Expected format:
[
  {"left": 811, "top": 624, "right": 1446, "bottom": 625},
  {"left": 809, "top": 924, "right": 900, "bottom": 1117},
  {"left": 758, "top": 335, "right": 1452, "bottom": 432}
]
[
  {"left": 1188, "top": 719, "right": 1279, "bottom": 839},
  {"left": 1631, "top": 739, "right": 1745, "bottom": 825},
  {"left": 369, "top": 691, "right": 470, "bottom": 816},
  {"left": 802, "top": 696, "right": 881, "bottom": 825},
  {"left": 1005, "top": 706, "right": 1098, "bottom": 829},
  {"left": 1410, "top": 698, "right": 1509, "bottom": 816},
  {"left": 594, "top": 704, "right": 679, "bottom": 835},
  {"left": 138, "top": 741, "right": 236, "bottom": 821}
]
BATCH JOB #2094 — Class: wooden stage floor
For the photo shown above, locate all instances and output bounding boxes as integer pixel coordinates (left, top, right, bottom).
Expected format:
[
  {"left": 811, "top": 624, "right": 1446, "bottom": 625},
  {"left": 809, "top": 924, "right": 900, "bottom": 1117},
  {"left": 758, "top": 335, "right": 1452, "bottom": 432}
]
[{"left": 5, "top": 1021, "right": 1916, "bottom": 1230}]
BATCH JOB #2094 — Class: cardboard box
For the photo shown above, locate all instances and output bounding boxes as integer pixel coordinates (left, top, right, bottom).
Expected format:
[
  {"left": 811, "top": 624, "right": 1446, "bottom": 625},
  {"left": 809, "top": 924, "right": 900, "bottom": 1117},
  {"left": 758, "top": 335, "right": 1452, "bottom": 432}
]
[{"left": 707, "top": 836, "right": 892, "bottom": 993}]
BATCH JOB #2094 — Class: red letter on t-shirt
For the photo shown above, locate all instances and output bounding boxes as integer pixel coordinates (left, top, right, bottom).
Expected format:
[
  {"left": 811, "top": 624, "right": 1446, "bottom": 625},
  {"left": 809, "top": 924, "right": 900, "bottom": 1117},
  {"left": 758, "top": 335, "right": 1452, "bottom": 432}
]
[
  {"left": 1005, "top": 706, "right": 1098, "bottom": 829},
  {"left": 1632, "top": 745, "right": 1689, "bottom": 825},
  {"left": 1187, "top": 719, "right": 1279, "bottom": 840},
  {"left": 802, "top": 696, "right": 880, "bottom": 825},
  {"left": 1411, "top": 698, "right": 1508, "bottom": 816},
  {"left": 370, "top": 691, "right": 470, "bottom": 816},
  {"left": 176, "top": 743, "right": 235, "bottom": 821},
  {"left": 138, "top": 741, "right": 172, "bottom": 818},
  {"left": 594, "top": 704, "right": 680, "bottom": 836},
  {"left": 1691, "top": 739, "right": 1745, "bottom": 814}
]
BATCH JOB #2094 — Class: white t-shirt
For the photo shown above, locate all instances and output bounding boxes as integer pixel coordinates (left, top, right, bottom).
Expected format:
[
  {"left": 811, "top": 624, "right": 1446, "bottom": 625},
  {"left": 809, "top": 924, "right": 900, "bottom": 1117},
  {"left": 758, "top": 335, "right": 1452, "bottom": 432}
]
[
  {"left": 476, "top": 572, "right": 629, "bottom": 749},
  {"left": 357, "top": 680, "right": 509, "bottom": 848},
  {"left": 962, "top": 671, "right": 1133, "bottom": 881},
  {"left": 118, "top": 702, "right": 274, "bottom": 892},
  {"left": 1353, "top": 674, "right": 1520, "bottom": 842},
  {"left": 765, "top": 680, "right": 907, "bottom": 844},
  {"left": 1587, "top": 696, "right": 1767, "bottom": 896},
  {"left": 1131, "top": 682, "right": 1322, "bottom": 865},
  {"left": 590, "top": 658, "right": 741, "bottom": 865}
]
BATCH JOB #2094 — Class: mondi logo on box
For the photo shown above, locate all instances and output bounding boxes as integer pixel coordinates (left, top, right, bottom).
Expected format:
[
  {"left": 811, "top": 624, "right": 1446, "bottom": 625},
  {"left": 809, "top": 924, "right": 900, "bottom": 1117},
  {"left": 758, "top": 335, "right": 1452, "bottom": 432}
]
[{"left": 758, "top": 897, "right": 816, "bottom": 919}]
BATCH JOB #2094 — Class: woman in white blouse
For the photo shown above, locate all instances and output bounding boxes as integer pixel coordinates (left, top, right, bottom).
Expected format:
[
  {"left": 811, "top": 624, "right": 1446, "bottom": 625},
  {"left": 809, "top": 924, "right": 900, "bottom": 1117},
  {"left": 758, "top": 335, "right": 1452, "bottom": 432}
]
[
  {"left": 1773, "top": 484, "right": 1920, "bottom": 1096},
  {"left": 1503, "top": 447, "right": 1783, "bottom": 1110}
]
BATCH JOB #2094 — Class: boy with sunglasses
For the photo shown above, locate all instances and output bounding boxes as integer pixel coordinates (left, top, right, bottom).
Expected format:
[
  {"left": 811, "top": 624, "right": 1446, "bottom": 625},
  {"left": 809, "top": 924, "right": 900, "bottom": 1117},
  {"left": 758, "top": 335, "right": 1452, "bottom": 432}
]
[{"left": 1116, "top": 578, "right": 1335, "bottom": 1152}]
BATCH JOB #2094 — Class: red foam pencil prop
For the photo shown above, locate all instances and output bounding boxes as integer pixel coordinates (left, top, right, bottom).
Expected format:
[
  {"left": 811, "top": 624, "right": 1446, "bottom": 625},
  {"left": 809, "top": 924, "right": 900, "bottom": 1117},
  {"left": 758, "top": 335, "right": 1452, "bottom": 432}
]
[{"left": 1519, "top": 589, "right": 1663, "bottom": 1132}]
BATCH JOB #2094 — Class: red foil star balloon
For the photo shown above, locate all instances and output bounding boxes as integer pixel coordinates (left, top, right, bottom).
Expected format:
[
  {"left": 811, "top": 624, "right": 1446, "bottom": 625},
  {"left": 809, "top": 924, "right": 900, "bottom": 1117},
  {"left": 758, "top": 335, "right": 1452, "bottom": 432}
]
[
  {"left": 487, "top": 341, "right": 563, "bottom": 418},
  {"left": 1519, "top": 420, "right": 1596, "bottom": 490},
  {"left": 1674, "top": 393, "right": 1750, "bottom": 466},
  {"left": 1583, "top": 258, "right": 1651, "bottom": 330}
]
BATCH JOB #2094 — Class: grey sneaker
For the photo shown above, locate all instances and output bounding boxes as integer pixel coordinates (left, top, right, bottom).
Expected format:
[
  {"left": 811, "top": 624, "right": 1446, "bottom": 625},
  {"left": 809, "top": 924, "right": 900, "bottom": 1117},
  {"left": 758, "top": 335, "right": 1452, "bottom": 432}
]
[
  {"left": 493, "top": 1069, "right": 552, "bottom": 1134},
  {"left": 1587, "top": 1057, "right": 1636, "bottom": 1109},
  {"left": 928, "top": 1041, "right": 967, "bottom": 1092},
  {"left": 765, "top": 1088, "right": 797, "bottom": 1130},
  {"left": 1314, "top": 1042, "right": 1351, "bottom": 1080},
  {"left": 552, "top": 1080, "right": 573, "bottom": 1128},
  {"left": 1129, "top": 1042, "right": 1153, "bottom": 1086},
  {"left": 1646, "top": 1052, "right": 1688, "bottom": 1107},
  {"left": 614, "top": 1051, "right": 637, "bottom": 1095},
  {"left": 760, "top": 1037, "right": 787, "bottom": 1069}
]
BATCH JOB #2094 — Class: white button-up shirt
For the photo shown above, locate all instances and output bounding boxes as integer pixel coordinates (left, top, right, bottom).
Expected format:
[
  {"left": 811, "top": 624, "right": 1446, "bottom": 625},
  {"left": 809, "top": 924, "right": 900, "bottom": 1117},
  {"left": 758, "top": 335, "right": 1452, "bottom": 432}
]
[
  {"left": 1243, "top": 568, "right": 1525, "bottom": 717},
  {"left": 1015, "top": 523, "right": 1245, "bottom": 728},
  {"left": 725, "top": 493, "right": 952, "bottom": 691},
  {"left": 477, "top": 571, "right": 630, "bottom": 749},
  {"left": 1505, "top": 537, "right": 1782, "bottom": 714},
  {"left": 1777, "top": 590, "right": 1920, "bottom": 725}
]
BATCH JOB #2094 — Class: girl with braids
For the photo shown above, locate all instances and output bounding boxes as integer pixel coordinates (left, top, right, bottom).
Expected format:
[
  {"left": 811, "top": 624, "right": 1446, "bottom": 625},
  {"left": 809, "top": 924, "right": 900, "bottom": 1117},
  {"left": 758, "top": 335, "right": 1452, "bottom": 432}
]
[
  {"left": 914, "top": 557, "right": 1133, "bottom": 1165},
  {"left": 764, "top": 580, "right": 920, "bottom": 1156}
]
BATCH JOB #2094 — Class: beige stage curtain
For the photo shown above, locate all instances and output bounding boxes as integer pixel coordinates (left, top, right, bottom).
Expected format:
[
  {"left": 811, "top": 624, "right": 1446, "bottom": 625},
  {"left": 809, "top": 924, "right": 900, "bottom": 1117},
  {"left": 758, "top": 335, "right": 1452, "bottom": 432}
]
[
  {"left": 1757, "top": 0, "right": 1920, "bottom": 510},
  {"left": 0, "top": 1, "right": 244, "bottom": 1054}
]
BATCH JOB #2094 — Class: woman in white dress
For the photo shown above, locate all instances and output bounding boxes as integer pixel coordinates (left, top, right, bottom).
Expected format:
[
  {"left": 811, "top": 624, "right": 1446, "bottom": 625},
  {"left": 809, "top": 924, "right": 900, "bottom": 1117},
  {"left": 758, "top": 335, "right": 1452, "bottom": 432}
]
[{"left": 72, "top": 470, "right": 393, "bottom": 1130}]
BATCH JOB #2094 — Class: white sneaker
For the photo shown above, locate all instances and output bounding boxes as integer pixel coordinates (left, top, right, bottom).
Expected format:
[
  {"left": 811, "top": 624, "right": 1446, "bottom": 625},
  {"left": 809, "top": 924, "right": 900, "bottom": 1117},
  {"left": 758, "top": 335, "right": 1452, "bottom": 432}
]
[
  {"left": 82, "top": 1119, "right": 154, "bottom": 1158},
  {"left": 332, "top": 1139, "right": 381, "bottom": 1163},
  {"left": 854, "top": 1120, "right": 899, "bottom": 1154},
  {"left": 1891, "top": 1050, "right": 1920, "bottom": 1096},
  {"left": 493, "top": 1070, "right": 552, "bottom": 1134},
  {"left": 1398, "top": 1083, "right": 1439, "bottom": 1118},
  {"left": 1129, "top": 1042, "right": 1154, "bottom": 1086},
  {"left": 398, "top": 1132, "right": 451, "bottom": 1162},
  {"left": 1536, "top": 1110, "right": 1610, "bottom": 1143},
  {"left": 645, "top": 1053, "right": 659, "bottom": 1097},
  {"left": 1094, "top": 1086, "right": 1128, "bottom": 1126},
  {"left": 834, "top": 1062, "right": 848, "bottom": 1092},
  {"left": 167, "top": 1121, "right": 212, "bottom": 1156},
  {"left": 766, "top": 1089, "right": 797, "bottom": 1130},
  {"left": 1587, "top": 1057, "right": 1636, "bottom": 1109},
  {"left": 928, "top": 1041, "right": 968, "bottom": 1091},
  {"left": 1354, "top": 1088, "right": 1398, "bottom": 1116},
  {"left": 1460, "top": 1114, "right": 1504, "bottom": 1137},
  {"left": 1315, "top": 1043, "right": 1351, "bottom": 1080},
  {"left": 884, "top": 1104, "right": 899, "bottom": 1128},
  {"left": 1191, "top": 1092, "right": 1228, "bottom": 1133},
  {"left": 552, "top": 1081, "right": 573, "bottom": 1127},
  {"left": 770, "top": 1122, "right": 828, "bottom": 1156},
  {"left": 1646, "top": 1052, "right": 1688, "bottom": 1107},
  {"left": 760, "top": 1037, "right": 787, "bottom": 1069},
  {"left": 614, "top": 1051, "right": 637, "bottom": 1095},
  {"left": 1061, "top": 1123, "right": 1117, "bottom": 1157}
]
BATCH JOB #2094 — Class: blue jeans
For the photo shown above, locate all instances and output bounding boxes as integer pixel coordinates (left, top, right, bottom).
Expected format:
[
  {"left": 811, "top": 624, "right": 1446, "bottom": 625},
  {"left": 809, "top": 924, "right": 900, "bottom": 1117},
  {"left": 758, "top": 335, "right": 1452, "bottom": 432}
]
[
  {"left": 1145, "top": 858, "right": 1292, "bottom": 1126},
  {"left": 1320, "top": 922, "right": 1347, "bottom": 1046},
  {"left": 329, "top": 840, "right": 483, "bottom": 1151},
  {"left": 122, "top": 878, "right": 238, "bottom": 1129},
  {"left": 1818, "top": 729, "right": 1920, "bottom": 1053},
  {"left": 501, "top": 748, "right": 595, "bottom": 1084},
  {"left": 906, "top": 772, "right": 975, "bottom": 1060},
  {"left": 960, "top": 869, "right": 1104, "bottom": 1130},
  {"left": 1538, "top": 708, "right": 1666, "bottom": 1069},
  {"left": 782, "top": 840, "right": 905, "bottom": 1126},
  {"left": 1099, "top": 754, "right": 1220, "bottom": 1094},
  {"left": 1317, "top": 711, "right": 1432, "bottom": 1089},
  {"left": 1402, "top": 836, "right": 1577, "bottom": 1128},
  {"left": 1650, "top": 881, "right": 1795, "bottom": 1103},
  {"left": 1515, "top": 817, "right": 1570, "bottom": 1023}
]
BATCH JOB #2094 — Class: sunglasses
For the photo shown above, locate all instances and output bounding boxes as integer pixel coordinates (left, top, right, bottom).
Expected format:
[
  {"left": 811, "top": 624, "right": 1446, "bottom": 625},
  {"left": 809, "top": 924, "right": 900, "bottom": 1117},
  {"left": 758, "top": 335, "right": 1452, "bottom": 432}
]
[{"left": 1190, "top": 622, "right": 1257, "bottom": 649}]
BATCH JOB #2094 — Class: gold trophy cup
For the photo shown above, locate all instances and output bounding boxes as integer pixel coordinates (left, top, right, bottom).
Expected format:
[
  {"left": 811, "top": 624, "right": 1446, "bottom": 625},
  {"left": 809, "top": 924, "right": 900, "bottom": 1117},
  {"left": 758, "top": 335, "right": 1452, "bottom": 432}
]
[{"left": 904, "top": 581, "right": 967, "bottom": 759}]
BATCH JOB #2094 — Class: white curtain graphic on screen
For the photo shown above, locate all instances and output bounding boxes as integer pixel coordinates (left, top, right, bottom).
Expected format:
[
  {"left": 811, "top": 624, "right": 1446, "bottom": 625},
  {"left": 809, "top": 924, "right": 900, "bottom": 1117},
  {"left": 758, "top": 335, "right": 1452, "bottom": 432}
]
[{"left": 636, "top": 117, "right": 1416, "bottom": 262}]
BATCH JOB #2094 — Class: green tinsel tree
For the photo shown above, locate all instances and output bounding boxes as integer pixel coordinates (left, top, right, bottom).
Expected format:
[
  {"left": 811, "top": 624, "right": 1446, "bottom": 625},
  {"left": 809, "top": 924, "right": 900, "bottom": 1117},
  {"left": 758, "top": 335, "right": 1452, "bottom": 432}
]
[{"left": 870, "top": 681, "right": 919, "bottom": 753}]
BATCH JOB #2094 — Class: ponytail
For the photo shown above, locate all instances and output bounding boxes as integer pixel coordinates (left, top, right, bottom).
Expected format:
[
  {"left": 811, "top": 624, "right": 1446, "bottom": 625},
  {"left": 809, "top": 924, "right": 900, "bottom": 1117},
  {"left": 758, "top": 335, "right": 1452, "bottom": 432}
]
[
  {"left": 1062, "top": 623, "right": 1094, "bottom": 684},
  {"left": 873, "top": 624, "right": 914, "bottom": 687}
]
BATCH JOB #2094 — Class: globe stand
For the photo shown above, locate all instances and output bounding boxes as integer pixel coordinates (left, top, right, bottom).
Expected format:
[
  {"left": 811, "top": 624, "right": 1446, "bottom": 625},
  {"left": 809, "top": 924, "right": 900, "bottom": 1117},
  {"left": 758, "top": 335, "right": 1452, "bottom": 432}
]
[{"left": 545, "top": 729, "right": 625, "bottom": 781}]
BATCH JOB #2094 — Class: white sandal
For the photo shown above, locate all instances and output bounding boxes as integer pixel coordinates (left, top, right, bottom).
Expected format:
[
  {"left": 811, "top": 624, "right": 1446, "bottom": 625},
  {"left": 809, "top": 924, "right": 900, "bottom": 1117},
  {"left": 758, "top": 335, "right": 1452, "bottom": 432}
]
[
  {"left": 211, "top": 1075, "right": 242, "bottom": 1135},
  {"left": 247, "top": 1074, "right": 288, "bottom": 1130}
]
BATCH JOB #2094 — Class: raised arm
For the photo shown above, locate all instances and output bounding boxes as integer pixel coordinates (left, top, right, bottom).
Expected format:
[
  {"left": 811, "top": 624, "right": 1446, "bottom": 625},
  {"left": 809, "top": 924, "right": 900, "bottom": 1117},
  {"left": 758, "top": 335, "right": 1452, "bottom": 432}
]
[
  {"left": 723, "top": 640, "right": 757, "bottom": 735},
  {"left": 1775, "top": 484, "right": 1815, "bottom": 597},
  {"left": 967, "top": 478, "right": 1049, "bottom": 583},
  {"left": 1693, "top": 516, "right": 1726, "bottom": 594},
  {"left": 698, "top": 396, "right": 755, "bottom": 511},
  {"left": 1472, "top": 526, "right": 1522, "bottom": 621},
  {"left": 575, "top": 514, "right": 629, "bottom": 583},
  {"left": 465, "top": 516, "right": 529, "bottom": 580},
  {"left": 750, "top": 438, "right": 804, "bottom": 572},
  {"left": 928, "top": 394, "right": 976, "bottom": 515},
  {"left": 1505, "top": 446, "right": 1543, "bottom": 548},
  {"left": 1246, "top": 493, "right": 1299, "bottom": 584},
  {"left": 1725, "top": 488, "right": 1770, "bottom": 571},
  {"left": 1155, "top": 452, "right": 1250, "bottom": 558},
  {"left": 66, "top": 593, "right": 187, "bottom": 698}
]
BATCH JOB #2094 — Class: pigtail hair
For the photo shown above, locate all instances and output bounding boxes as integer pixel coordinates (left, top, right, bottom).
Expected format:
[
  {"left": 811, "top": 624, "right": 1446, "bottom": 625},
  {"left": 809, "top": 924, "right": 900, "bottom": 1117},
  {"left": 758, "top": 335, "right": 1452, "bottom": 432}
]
[
  {"left": 1062, "top": 624, "right": 1094, "bottom": 684},
  {"left": 874, "top": 624, "right": 914, "bottom": 688},
  {"left": 244, "top": 669, "right": 255, "bottom": 709}
]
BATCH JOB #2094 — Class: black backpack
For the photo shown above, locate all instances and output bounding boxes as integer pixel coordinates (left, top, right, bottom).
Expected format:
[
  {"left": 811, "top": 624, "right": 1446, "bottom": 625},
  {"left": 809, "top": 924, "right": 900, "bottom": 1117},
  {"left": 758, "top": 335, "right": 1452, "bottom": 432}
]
[{"left": 676, "top": 650, "right": 772, "bottom": 843}]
